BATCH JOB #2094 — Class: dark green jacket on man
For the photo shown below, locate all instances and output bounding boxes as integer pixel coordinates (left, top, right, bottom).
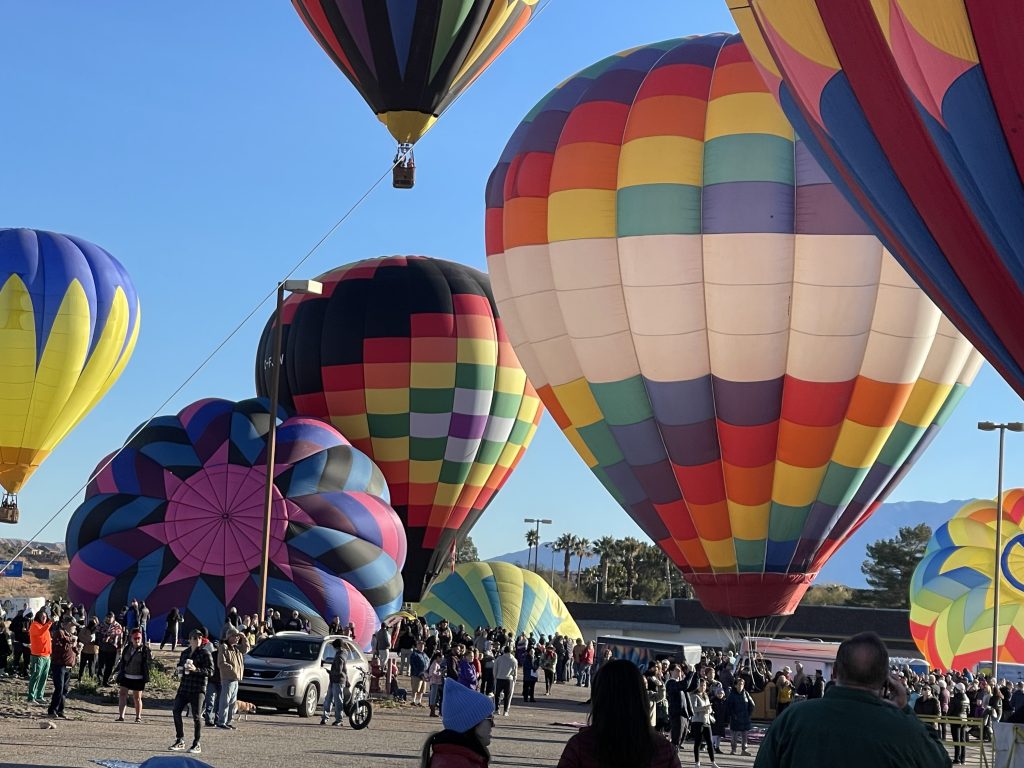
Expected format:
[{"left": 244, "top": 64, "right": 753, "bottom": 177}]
[{"left": 754, "top": 686, "right": 951, "bottom": 768}]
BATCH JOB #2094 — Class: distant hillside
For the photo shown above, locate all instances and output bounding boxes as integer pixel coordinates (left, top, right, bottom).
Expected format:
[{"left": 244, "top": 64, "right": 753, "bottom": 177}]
[
  {"left": 488, "top": 542, "right": 599, "bottom": 573},
  {"left": 486, "top": 499, "right": 972, "bottom": 588}
]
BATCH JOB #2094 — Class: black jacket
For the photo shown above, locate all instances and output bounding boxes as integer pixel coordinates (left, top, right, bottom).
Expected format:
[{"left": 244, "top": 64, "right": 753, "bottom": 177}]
[{"left": 176, "top": 644, "right": 214, "bottom": 697}]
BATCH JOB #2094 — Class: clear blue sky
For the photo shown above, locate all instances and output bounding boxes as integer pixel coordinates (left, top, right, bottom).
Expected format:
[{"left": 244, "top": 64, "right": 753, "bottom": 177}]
[{"left": 3, "top": 3, "right": 1023, "bottom": 563}]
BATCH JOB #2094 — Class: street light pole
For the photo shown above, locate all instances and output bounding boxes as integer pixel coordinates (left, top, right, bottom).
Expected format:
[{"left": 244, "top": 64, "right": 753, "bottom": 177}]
[
  {"left": 258, "top": 279, "right": 322, "bottom": 624},
  {"left": 524, "top": 518, "right": 552, "bottom": 571},
  {"left": 594, "top": 576, "right": 602, "bottom": 604},
  {"left": 978, "top": 421, "right": 1024, "bottom": 683}
]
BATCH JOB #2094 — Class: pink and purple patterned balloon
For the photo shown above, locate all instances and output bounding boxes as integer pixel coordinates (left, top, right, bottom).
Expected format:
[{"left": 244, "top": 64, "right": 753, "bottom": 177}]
[{"left": 66, "top": 397, "right": 406, "bottom": 648}]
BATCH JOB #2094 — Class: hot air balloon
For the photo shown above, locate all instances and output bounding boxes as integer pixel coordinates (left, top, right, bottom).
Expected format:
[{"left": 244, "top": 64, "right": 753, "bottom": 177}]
[
  {"left": 910, "top": 492, "right": 1024, "bottom": 671},
  {"left": 485, "top": 34, "right": 983, "bottom": 619},
  {"left": 417, "top": 562, "right": 580, "bottom": 639},
  {"left": 66, "top": 398, "right": 406, "bottom": 648},
  {"left": 0, "top": 228, "right": 141, "bottom": 524},
  {"left": 255, "top": 256, "right": 542, "bottom": 601},
  {"left": 292, "top": 0, "right": 537, "bottom": 187},
  {"left": 729, "top": 2, "right": 1024, "bottom": 401}
]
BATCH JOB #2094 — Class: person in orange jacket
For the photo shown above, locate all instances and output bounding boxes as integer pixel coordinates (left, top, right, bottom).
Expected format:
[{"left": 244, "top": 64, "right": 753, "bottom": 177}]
[{"left": 27, "top": 610, "right": 53, "bottom": 704}]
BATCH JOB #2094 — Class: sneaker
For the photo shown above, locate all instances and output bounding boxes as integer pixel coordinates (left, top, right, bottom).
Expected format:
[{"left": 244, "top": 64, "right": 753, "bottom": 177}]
[
  {"left": 225, "top": 724, "right": 236, "bottom": 729},
  {"left": 503, "top": 710, "right": 509, "bottom": 717},
  {"left": 115, "top": 716, "right": 125, "bottom": 722},
  {"left": 169, "top": 740, "right": 186, "bottom": 752},
  {"left": 742, "top": 749, "right": 751, "bottom": 756},
  {"left": 55, "top": 713, "right": 68, "bottom": 720},
  {"left": 319, "top": 718, "right": 327, "bottom": 725},
  {"left": 187, "top": 744, "right": 202, "bottom": 755},
  {"left": 215, "top": 724, "right": 229, "bottom": 729}
]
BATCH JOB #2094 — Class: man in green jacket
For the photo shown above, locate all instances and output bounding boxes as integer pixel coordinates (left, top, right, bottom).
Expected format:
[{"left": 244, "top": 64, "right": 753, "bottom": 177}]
[{"left": 754, "top": 632, "right": 951, "bottom": 768}]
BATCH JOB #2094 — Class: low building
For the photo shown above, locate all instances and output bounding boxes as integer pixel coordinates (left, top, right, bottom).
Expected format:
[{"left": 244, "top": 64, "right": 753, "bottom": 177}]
[{"left": 566, "top": 598, "right": 918, "bottom": 657}]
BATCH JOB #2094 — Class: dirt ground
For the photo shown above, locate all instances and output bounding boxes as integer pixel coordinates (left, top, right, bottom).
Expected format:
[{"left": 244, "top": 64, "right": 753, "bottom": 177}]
[{"left": 0, "top": 651, "right": 766, "bottom": 768}]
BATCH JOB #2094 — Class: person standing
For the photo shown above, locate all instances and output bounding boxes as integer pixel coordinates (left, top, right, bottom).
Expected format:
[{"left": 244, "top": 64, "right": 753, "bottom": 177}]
[
  {"left": 427, "top": 651, "right": 446, "bottom": 718},
  {"left": 493, "top": 647, "right": 517, "bottom": 717},
  {"left": 97, "top": 612, "right": 124, "bottom": 687},
  {"left": 665, "top": 665, "right": 689, "bottom": 751},
  {"left": 0, "top": 617, "right": 11, "bottom": 675},
  {"left": 10, "top": 610, "right": 29, "bottom": 677},
  {"left": 523, "top": 650, "right": 539, "bottom": 703},
  {"left": 321, "top": 638, "right": 348, "bottom": 726},
  {"left": 47, "top": 614, "right": 79, "bottom": 718},
  {"left": 161, "top": 608, "right": 182, "bottom": 651},
  {"left": 137, "top": 602, "right": 150, "bottom": 646},
  {"left": 115, "top": 628, "right": 152, "bottom": 723},
  {"left": 753, "top": 632, "right": 951, "bottom": 768},
  {"left": 77, "top": 618, "right": 98, "bottom": 679},
  {"left": 216, "top": 628, "right": 249, "bottom": 729},
  {"left": 410, "top": 640, "right": 429, "bottom": 707},
  {"left": 26, "top": 609, "right": 53, "bottom": 704},
  {"left": 542, "top": 644, "right": 557, "bottom": 695},
  {"left": 170, "top": 629, "right": 214, "bottom": 754},
  {"left": 689, "top": 678, "right": 717, "bottom": 768},
  {"left": 725, "top": 677, "right": 755, "bottom": 756}
]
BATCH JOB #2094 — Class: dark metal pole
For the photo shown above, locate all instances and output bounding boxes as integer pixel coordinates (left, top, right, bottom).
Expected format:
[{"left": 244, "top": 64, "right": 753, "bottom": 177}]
[
  {"left": 993, "top": 427, "right": 1006, "bottom": 683},
  {"left": 257, "top": 284, "right": 285, "bottom": 624}
]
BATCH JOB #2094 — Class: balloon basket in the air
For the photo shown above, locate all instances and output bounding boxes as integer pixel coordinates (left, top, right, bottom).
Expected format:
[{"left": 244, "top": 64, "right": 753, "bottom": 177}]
[
  {"left": 0, "top": 494, "right": 18, "bottom": 524},
  {"left": 393, "top": 144, "right": 415, "bottom": 189}
]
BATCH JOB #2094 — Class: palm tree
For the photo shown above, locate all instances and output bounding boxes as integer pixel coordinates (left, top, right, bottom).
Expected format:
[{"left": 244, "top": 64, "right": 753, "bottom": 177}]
[
  {"left": 620, "top": 537, "right": 646, "bottom": 599},
  {"left": 574, "top": 537, "right": 592, "bottom": 588},
  {"left": 591, "top": 536, "right": 617, "bottom": 601},
  {"left": 553, "top": 533, "right": 577, "bottom": 581},
  {"left": 525, "top": 528, "right": 540, "bottom": 570}
]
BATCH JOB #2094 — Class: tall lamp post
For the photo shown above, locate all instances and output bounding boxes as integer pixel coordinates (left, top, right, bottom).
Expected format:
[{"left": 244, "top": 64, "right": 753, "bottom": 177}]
[
  {"left": 258, "top": 279, "right": 323, "bottom": 623},
  {"left": 524, "top": 518, "right": 552, "bottom": 571},
  {"left": 977, "top": 420, "right": 1024, "bottom": 683}
]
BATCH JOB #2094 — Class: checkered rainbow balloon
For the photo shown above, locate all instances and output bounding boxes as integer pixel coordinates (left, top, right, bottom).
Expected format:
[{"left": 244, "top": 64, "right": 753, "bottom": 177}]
[{"left": 255, "top": 257, "right": 542, "bottom": 600}]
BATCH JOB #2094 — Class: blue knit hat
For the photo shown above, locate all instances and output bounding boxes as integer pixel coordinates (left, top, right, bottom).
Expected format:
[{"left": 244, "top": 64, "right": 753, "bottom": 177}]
[{"left": 442, "top": 678, "right": 494, "bottom": 733}]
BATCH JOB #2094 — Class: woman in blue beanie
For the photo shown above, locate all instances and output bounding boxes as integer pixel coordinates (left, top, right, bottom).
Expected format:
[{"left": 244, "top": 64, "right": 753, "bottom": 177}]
[{"left": 421, "top": 678, "right": 496, "bottom": 768}]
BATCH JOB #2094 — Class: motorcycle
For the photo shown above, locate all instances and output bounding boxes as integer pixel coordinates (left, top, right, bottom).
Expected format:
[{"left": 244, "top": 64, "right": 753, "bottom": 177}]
[{"left": 344, "top": 669, "right": 373, "bottom": 729}]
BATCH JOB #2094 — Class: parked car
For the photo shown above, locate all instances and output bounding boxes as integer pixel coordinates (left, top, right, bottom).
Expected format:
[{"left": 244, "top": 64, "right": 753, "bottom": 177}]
[{"left": 238, "top": 632, "right": 369, "bottom": 717}]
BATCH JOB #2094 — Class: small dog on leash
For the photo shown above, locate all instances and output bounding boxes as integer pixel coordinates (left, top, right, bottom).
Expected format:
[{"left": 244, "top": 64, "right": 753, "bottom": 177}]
[{"left": 235, "top": 701, "right": 256, "bottom": 720}]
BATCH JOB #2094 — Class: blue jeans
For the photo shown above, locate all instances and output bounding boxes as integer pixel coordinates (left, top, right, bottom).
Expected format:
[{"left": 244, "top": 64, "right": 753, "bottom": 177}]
[
  {"left": 48, "top": 665, "right": 70, "bottom": 715},
  {"left": 217, "top": 680, "right": 238, "bottom": 726},
  {"left": 202, "top": 680, "right": 218, "bottom": 720},
  {"left": 322, "top": 681, "right": 344, "bottom": 722},
  {"left": 578, "top": 664, "right": 592, "bottom": 687}
]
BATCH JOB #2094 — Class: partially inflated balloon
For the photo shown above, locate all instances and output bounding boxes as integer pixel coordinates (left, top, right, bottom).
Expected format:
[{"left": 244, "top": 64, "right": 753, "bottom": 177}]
[
  {"left": 0, "top": 229, "right": 140, "bottom": 511},
  {"left": 255, "top": 257, "right": 541, "bottom": 600},
  {"left": 911, "top": 492, "right": 1024, "bottom": 670},
  {"left": 417, "top": 562, "right": 580, "bottom": 639},
  {"left": 730, "top": 2, "right": 1024, "bottom": 400},
  {"left": 292, "top": 0, "right": 537, "bottom": 145},
  {"left": 486, "top": 35, "right": 982, "bottom": 618},
  {"left": 66, "top": 398, "right": 405, "bottom": 648}
]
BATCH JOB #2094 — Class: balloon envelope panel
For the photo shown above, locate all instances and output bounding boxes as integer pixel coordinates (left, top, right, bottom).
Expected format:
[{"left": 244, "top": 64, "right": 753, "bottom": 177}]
[
  {"left": 292, "top": 0, "right": 537, "bottom": 144},
  {"left": 66, "top": 397, "right": 405, "bottom": 649},
  {"left": 486, "top": 34, "right": 982, "bottom": 618},
  {"left": 255, "top": 256, "right": 541, "bottom": 601},
  {"left": 0, "top": 228, "right": 140, "bottom": 496},
  {"left": 417, "top": 561, "right": 580, "bottom": 639},
  {"left": 910, "top": 491, "right": 1024, "bottom": 671},
  {"left": 730, "top": 1, "right": 1024, "bottom": 400}
]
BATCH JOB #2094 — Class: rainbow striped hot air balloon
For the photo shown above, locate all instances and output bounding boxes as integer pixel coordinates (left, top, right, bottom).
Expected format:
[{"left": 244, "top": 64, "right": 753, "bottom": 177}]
[
  {"left": 255, "top": 256, "right": 542, "bottom": 600},
  {"left": 417, "top": 562, "right": 580, "bottom": 639},
  {"left": 0, "top": 229, "right": 140, "bottom": 523},
  {"left": 911, "top": 491, "right": 1024, "bottom": 671},
  {"left": 486, "top": 34, "right": 983, "bottom": 619}
]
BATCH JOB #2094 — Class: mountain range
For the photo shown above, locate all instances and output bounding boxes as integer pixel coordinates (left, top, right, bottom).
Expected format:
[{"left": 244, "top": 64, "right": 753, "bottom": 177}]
[{"left": 486, "top": 499, "right": 972, "bottom": 588}]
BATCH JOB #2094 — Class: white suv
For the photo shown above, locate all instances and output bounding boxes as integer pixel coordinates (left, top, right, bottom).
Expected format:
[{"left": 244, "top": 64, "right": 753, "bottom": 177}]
[{"left": 238, "top": 632, "right": 369, "bottom": 717}]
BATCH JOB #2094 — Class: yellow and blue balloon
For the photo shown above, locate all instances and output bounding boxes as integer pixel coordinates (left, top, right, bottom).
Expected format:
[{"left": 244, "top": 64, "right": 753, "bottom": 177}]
[
  {"left": 417, "top": 562, "right": 580, "bottom": 639},
  {"left": 0, "top": 228, "right": 140, "bottom": 517}
]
